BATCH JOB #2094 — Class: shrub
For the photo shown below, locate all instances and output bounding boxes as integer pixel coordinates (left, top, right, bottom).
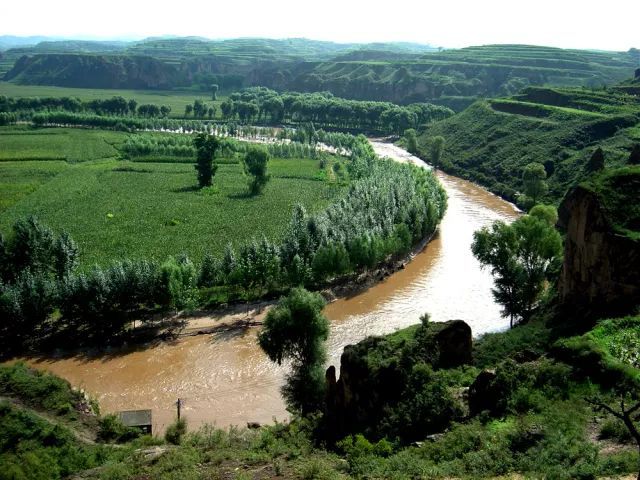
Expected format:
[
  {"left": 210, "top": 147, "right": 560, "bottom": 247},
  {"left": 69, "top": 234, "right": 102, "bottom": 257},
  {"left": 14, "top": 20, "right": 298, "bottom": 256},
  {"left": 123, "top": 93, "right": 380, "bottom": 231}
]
[
  {"left": 97, "top": 414, "right": 141, "bottom": 443},
  {"left": 165, "top": 417, "right": 188, "bottom": 445}
]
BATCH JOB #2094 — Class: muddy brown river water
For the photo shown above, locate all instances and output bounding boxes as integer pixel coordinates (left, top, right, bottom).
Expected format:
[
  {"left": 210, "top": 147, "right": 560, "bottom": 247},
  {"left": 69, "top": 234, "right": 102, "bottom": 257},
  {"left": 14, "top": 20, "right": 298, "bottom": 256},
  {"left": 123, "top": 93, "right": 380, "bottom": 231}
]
[{"left": 23, "top": 141, "right": 519, "bottom": 433}]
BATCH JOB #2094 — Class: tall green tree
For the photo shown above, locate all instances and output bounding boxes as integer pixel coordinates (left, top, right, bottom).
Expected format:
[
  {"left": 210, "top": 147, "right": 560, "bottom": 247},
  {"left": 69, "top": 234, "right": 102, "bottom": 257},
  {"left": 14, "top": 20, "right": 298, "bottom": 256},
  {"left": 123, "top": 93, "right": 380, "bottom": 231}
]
[
  {"left": 522, "top": 162, "right": 548, "bottom": 206},
  {"left": 193, "top": 133, "right": 221, "bottom": 188},
  {"left": 471, "top": 205, "right": 563, "bottom": 327},
  {"left": 404, "top": 129, "right": 418, "bottom": 154},
  {"left": 429, "top": 136, "right": 445, "bottom": 169},
  {"left": 258, "top": 288, "right": 329, "bottom": 414},
  {"left": 243, "top": 146, "right": 270, "bottom": 195}
]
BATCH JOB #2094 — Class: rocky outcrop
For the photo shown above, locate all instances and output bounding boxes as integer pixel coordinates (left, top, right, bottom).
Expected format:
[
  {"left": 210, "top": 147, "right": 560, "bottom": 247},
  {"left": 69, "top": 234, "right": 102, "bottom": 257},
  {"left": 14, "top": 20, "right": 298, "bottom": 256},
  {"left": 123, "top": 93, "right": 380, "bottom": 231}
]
[
  {"left": 324, "top": 320, "right": 472, "bottom": 440},
  {"left": 557, "top": 184, "right": 640, "bottom": 317}
]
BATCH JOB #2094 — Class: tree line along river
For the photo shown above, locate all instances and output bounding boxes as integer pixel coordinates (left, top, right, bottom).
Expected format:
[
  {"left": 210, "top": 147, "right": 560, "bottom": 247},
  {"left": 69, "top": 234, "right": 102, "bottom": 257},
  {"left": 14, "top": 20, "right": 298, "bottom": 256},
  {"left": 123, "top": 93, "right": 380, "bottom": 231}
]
[{"left": 22, "top": 140, "right": 519, "bottom": 433}]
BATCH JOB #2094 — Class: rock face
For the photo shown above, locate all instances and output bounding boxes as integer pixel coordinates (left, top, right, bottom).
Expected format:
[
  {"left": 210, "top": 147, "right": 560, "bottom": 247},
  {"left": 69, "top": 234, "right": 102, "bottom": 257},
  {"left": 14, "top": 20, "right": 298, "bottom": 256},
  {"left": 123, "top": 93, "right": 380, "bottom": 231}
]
[
  {"left": 557, "top": 185, "right": 640, "bottom": 317},
  {"left": 324, "top": 320, "right": 472, "bottom": 440}
]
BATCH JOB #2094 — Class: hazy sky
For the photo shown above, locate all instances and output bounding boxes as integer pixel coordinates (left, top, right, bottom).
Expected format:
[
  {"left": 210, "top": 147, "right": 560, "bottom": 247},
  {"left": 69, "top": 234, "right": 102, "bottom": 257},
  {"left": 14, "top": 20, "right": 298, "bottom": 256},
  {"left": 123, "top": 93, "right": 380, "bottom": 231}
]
[{"left": 2, "top": 0, "right": 638, "bottom": 51}]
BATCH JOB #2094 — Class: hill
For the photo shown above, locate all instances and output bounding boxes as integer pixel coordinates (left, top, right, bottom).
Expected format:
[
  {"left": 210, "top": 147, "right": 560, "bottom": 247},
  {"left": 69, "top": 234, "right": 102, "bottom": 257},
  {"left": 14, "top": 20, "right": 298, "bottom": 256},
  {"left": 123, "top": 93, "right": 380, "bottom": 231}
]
[
  {"left": 416, "top": 84, "right": 640, "bottom": 204},
  {"left": 2, "top": 42, "right": 637, "bottom": 107}
]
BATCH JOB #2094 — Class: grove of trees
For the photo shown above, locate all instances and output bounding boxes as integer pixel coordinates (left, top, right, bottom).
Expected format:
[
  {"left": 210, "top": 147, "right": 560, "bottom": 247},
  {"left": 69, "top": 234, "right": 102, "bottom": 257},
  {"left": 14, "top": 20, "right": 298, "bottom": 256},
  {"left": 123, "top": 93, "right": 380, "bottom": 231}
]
[
  {"left": 220, "top": 87, "right": 454, "bottom": 133},
  {"left": 0, "top": 135, "right": 447, "bottom": 356}
]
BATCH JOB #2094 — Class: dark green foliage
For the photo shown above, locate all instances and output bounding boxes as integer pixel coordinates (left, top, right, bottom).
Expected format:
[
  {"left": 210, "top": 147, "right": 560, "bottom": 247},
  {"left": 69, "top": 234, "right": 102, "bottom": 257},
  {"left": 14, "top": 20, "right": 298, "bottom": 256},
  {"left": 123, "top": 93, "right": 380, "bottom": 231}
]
[
  {"left": 382, "top": 365, "right": 464, "bottom": 441},
  {"left": 224, "top": 87, "right": 453, "bottom": 133},
  {"left": 165, "top": 417, "right": 188, "bottom": 445},
  {"left": 325, "top": 319, "right": 471, "bottom": 443},
  {"left": 581, "top": 166, "right": 640, "bottom": 240},
  {"left": 599, "top": 417, "right": 634, "bottom": 443},
  {"left": 629, "top": 144, "right": 640, "bottom": 165},
  {"left": 311, "top": 243, "right": 350, "bottom": 282},
  {"left": 53, "top": 232, "right": 78, "bottom": 280},
  {"left": 0, "top": 363, "right": 81, "bottom": 416},
  {"left": 473, "top": 320, "right": 552, "bottom": 368},
  {"left": 428, "top": 135, "right": 445, "bottom": 168},
  {"left": 472, "top": 206, "right": 563, "bottom": 326},
  {"left": 193, "top": 132, "right": 220, "bottom": 188},
  {"left": 97, "top": 414, "right": 140, "bottom": 443},
  {"left": 258, "top": 288, "right": 329, "bottom": 414},
  {"left": 0, "top": 402, "right": 95, "bottom": 480},
  {"left": 159, "top": 255, "right": 198, "bottom": 311},
  {"left": 404, "top": 129, "right": 417, "bottom": 154},
  {"left": 243, "top": 145, "right": 270, "bottom": 195},
  {"left": 522, "top": 162, "right": 548, "bottom": 206},
  {"left": 8, "top": 216, "right": 55, "bottom": 279},
  {"left": 585, "top": 147, "right": 606, "bottom": 173},
  {"left": 58, "top": 259, "right": 162, "bottom": 340}
]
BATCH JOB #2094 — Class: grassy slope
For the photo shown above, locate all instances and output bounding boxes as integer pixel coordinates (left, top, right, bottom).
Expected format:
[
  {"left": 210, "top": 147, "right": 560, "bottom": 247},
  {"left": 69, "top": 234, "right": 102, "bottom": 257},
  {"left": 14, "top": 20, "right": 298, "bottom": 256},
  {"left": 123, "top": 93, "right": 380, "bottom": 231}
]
[
  {"left": 0, "top": 127, "right": 342, "bottom": 266},
  {"left": 581, "top": 166, "right": 640, "bottom": 240},
  {"left": 418, "top": 86, "right": 640, "bottom": 204}
]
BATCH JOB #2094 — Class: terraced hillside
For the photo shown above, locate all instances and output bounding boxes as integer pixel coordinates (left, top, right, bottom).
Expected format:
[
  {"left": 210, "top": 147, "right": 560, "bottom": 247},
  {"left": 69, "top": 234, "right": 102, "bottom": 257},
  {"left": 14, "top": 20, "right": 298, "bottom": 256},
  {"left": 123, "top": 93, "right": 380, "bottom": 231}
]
[
  {"left": 3, "top": 41, "right": 637, "bottom": 107},
  {"left": 417, "top": 84, "right": 640, "bottom": 204}
]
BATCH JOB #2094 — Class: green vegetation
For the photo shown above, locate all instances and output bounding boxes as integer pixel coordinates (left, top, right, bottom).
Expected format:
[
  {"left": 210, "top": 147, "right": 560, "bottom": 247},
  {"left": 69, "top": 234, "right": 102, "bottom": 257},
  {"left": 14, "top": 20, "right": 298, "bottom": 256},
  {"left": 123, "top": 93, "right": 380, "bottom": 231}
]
[
  {"left": 193, "top": 132, "right": 221, "bottom": 188},
  {"left": 418, "top": 85, "right": 640, "bottom": 205},
  {"left": 242, "top": 145, "right": 270, "bottom": 195},
  {"left": 259, "top": 288, "right": 329, "bottom": 414},
  {"left": 581, "top": 165, "right": 640, "bottom": 240},
  {"left": 472, "top": 205, "right": 563, "bottom": 326},
  {"left": 0, "top": 127, "right": 340, "bottom": 265},
  {"left": 0, "top": 126, "right": 125, "bottom": 162},
  {"left": 0, "top": 363, "right": 145, "bottom": 480},
  {"left": 223, "top": 87, "right": 453, "bottom": 133},
  {"left": 0, "top": 128, "right": 445, "bottom": 354},
  {"left": 0, "top": 82, "right": 218, "bottom": 118},
  {"left": 522, "top": 162, "right": 548, "bottom": 206},
  {"left": 2, "top": 43, "right": 636, "bottom": 107}
]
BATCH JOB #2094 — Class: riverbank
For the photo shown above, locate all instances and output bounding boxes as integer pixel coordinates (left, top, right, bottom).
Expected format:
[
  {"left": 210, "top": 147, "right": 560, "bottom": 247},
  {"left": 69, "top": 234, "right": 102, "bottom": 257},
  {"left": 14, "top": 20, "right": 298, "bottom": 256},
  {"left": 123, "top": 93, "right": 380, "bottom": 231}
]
[{"left": 14, "top": 140, "right": 519, "bottom": 431}]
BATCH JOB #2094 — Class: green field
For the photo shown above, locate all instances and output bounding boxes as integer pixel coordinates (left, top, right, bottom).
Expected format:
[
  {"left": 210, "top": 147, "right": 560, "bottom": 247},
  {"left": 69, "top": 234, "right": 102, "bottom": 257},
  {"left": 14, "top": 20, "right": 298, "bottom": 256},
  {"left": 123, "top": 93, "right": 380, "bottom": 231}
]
[
  {"left": 0, "top": 126, "right": 126, "bottom": 161},
  {"left": 0, "top": 82, "right": 222, "bottom": 118},
  {"left": 0, "top": 126, "right": 343, "bottom": 266}
]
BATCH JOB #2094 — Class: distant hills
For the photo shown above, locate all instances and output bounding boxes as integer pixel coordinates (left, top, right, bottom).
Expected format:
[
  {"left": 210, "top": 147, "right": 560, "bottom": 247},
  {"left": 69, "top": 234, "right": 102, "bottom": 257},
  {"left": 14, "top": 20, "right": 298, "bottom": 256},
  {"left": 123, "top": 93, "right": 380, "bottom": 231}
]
[{"left": 1, "top": 38, "right": 638, "bottom": 108}]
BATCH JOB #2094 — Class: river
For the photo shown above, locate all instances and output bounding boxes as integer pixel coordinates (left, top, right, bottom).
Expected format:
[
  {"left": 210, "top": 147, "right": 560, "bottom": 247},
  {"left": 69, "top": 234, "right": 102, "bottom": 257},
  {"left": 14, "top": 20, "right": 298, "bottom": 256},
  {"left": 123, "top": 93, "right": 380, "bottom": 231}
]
[{"left": 23, "top": 141, "right": 519, "bottom": 433}]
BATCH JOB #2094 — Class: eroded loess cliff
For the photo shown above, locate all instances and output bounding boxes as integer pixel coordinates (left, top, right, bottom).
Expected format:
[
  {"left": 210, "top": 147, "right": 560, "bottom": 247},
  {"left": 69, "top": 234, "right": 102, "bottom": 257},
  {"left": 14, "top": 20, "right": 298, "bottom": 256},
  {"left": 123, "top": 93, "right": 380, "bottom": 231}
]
[
  {"left": 557, "top": 167, "right": 640, "bottom": 317},
  {"left": 324, "top": 319, "right": 472, "bottom": 442}
]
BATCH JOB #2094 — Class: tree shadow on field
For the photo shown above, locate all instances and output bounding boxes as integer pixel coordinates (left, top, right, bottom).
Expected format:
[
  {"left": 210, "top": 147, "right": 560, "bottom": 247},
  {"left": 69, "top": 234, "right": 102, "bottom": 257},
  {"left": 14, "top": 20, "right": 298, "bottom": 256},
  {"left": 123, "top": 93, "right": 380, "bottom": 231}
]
[
  {"left": 227, "top": 191, "right": 254, "bottom": 200},
  {"left": 172, "top": 185, "right": 200, "bottom": 193}
]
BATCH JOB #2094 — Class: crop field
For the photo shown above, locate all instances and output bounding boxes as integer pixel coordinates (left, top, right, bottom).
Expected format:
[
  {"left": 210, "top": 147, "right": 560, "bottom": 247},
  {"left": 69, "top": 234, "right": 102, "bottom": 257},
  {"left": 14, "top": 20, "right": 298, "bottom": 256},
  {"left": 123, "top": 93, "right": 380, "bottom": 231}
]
[
  {"left": 0, "top": 82, "right": 223, "bottom": 118},
  {"left": 0, "top": 126, "right": 343, "bottom": 265},
  {"left": 0, "top": 126, "right": 126, "bottom": 162},
  {"left": 0, "top": 160, "right": 68, "bottom": 211}
]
